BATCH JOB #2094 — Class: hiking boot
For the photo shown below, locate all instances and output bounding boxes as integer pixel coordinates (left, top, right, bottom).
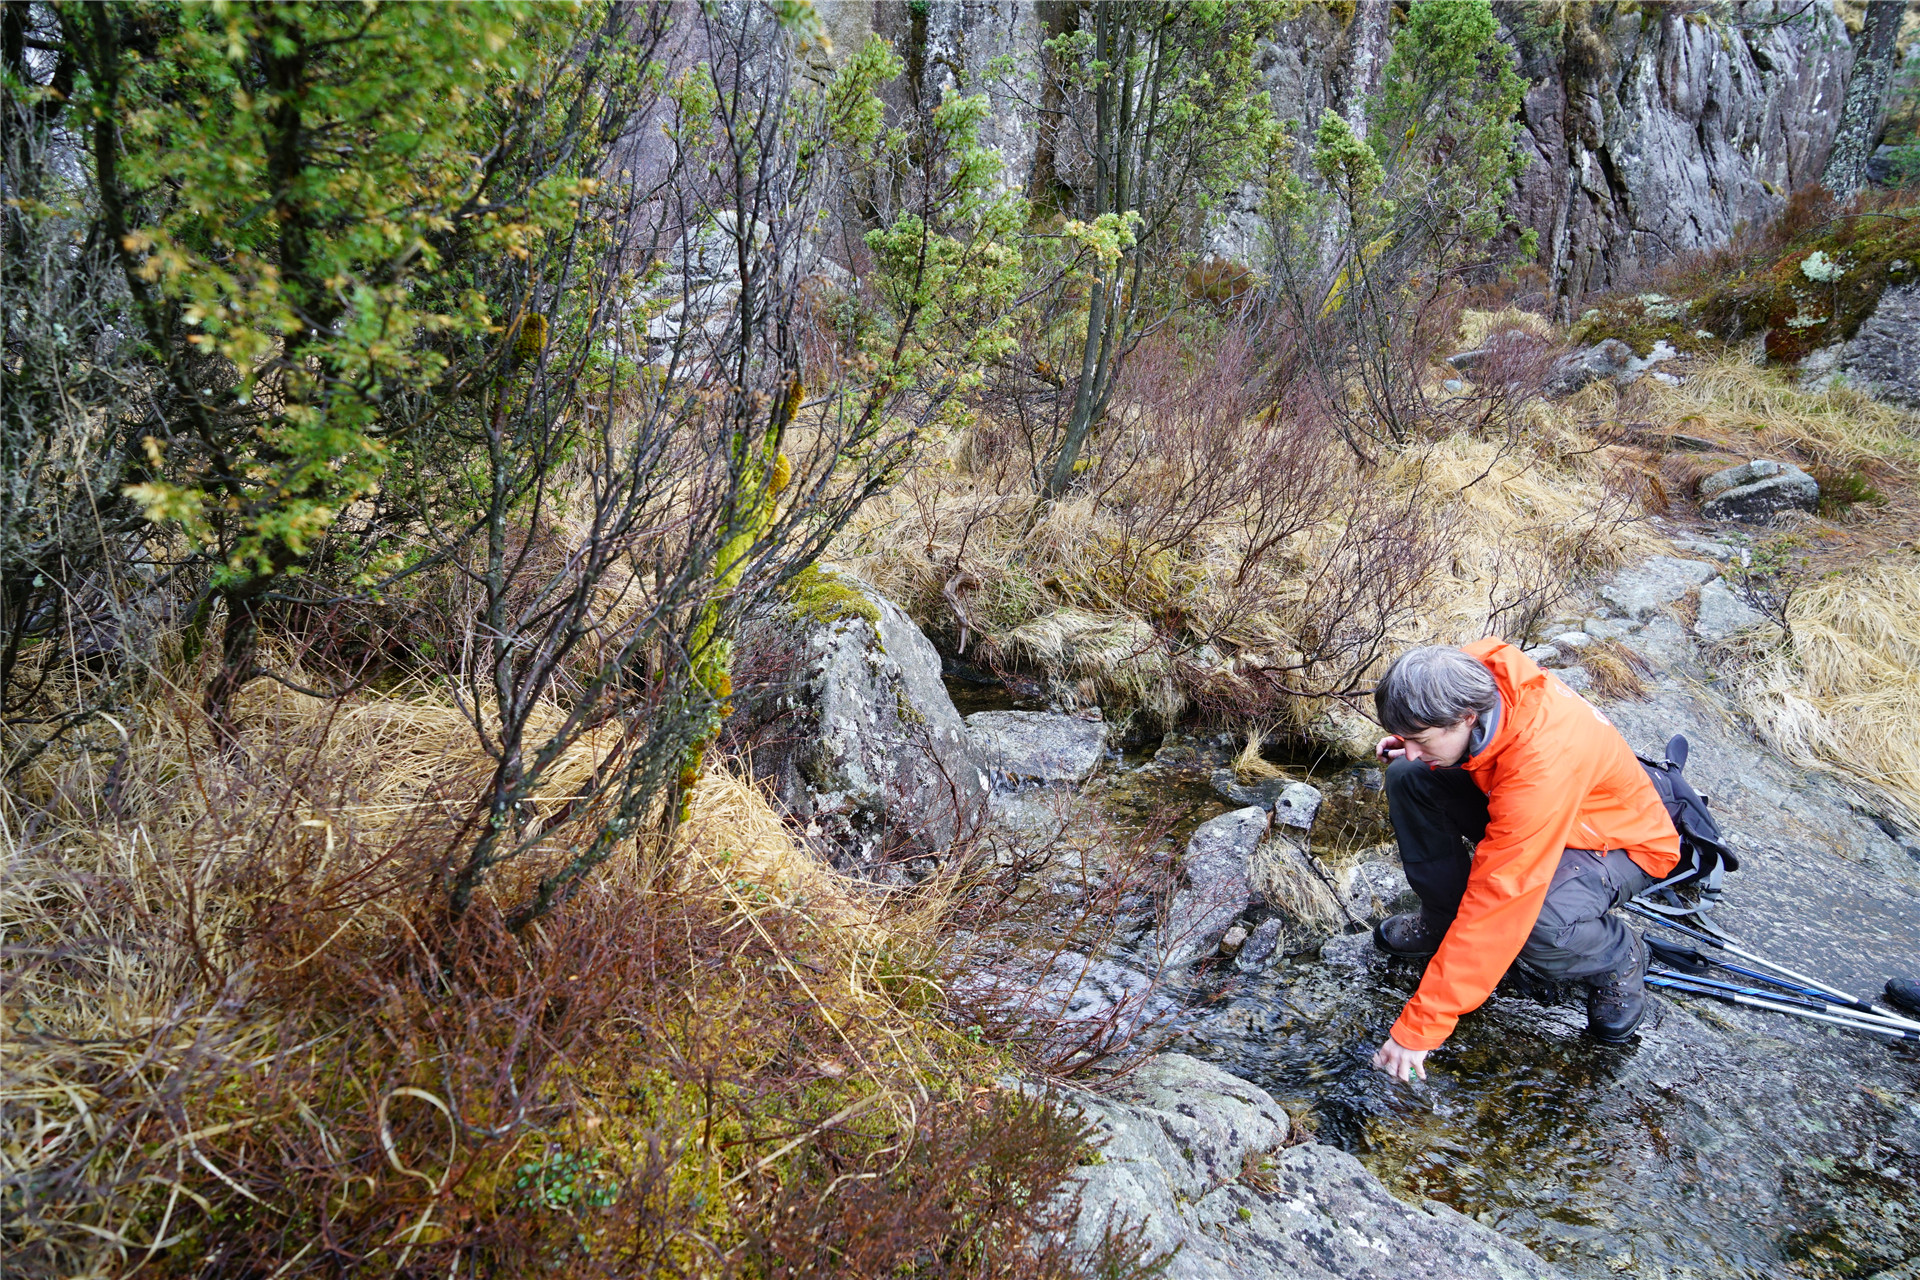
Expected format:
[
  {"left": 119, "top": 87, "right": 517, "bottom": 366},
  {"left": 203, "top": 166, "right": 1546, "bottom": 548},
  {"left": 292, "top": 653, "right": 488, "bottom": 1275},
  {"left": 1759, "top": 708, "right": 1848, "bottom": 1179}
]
[
  {"left": 1373, "top": 911, "right": 1449, "bottom": 959},
  {"left": 1586, "top": 933, "right": 1649, "bottom": 1044}
]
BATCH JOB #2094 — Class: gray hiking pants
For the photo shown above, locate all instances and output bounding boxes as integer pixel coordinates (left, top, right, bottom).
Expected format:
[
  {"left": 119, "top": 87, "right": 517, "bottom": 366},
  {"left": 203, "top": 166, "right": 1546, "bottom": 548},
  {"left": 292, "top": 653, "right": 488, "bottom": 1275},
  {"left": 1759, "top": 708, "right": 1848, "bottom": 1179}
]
[{"left": 1386, "top": 758, "right": 1655, "bottom": 981}]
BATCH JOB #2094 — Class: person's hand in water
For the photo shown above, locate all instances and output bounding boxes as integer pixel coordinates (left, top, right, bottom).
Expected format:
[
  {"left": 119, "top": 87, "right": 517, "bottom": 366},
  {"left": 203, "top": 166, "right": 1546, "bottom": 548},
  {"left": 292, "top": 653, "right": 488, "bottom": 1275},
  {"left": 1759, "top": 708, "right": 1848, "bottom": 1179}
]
[{"left": 1372, "top": 1035, "right": 1429, "bottom": 1083}]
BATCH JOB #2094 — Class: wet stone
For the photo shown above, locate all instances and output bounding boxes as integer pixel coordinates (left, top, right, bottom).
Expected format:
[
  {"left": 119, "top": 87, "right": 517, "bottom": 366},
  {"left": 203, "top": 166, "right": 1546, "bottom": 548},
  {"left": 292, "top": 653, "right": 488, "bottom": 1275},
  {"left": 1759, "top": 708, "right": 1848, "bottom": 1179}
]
[
  {"left": 1060, "top": 1054, "right": 1563, "bottom": 1280},
  {"left": 967, "top": 709, "right": 1107, "bottom": 786},
  {"left": 1161, "top": 807, "right": 1269, "bottom": 969},
  {"left": 1212, "top": 769, "right": 1294, "bottom": 809},
  {"left": 1273, "top": 781, "right": 1324, "bottom": 830}
]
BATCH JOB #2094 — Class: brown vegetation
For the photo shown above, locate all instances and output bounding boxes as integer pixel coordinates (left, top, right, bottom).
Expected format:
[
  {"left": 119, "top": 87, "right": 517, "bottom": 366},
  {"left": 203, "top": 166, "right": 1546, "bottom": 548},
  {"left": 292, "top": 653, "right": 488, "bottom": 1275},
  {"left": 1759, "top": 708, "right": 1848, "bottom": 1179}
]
[
  {"left": 848, "top": 313, "right": 1655, "bottom": 747},
  {"left": 0, "top": 672, "right": 1161, "bottom": 1276}
]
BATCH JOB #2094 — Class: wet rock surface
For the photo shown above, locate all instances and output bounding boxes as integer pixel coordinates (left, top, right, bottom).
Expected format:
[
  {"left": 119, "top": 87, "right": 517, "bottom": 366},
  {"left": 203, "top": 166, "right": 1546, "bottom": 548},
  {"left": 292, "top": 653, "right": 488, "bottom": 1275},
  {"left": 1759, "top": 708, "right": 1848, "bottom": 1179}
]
[
  {"left": 967, "top": 709, "right": 1108, "bottom": 786},
  {"left": 1165, "top": 552, "right": 1920, "bottom": 1278},
  {"left": 1162, "top": 807, "right": 1269, "bottom": 969},
  {"left": 1061, "top": 1054, "right": 1562, "bottom": 1280},
  {"left": 944, "top": 538, "right": 1920, "bottom": 1276}
]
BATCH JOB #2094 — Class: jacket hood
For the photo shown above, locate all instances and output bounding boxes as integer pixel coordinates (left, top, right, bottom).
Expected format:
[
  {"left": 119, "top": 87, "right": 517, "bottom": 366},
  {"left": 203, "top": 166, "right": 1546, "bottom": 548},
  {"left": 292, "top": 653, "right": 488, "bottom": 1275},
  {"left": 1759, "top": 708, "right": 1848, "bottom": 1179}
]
[{"left": 1463, "top": 639, "right": 1549, "bottom": 771}]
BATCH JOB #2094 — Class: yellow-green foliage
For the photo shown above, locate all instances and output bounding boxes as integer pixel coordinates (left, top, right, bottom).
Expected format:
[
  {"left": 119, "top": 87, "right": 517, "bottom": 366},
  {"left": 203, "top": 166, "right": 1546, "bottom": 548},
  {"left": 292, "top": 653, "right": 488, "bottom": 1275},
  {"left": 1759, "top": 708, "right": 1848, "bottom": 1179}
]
[{"left": 786, "top": 562, "right": 883, "bottom": 629}]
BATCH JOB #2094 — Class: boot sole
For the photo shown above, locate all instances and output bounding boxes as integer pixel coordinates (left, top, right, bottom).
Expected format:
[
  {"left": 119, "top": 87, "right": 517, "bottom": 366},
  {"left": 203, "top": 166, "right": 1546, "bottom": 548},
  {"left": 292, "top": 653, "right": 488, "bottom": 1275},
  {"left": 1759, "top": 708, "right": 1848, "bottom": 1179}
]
[{"left": 1372, "top": 919, "right": 1440, "bottom": 960}]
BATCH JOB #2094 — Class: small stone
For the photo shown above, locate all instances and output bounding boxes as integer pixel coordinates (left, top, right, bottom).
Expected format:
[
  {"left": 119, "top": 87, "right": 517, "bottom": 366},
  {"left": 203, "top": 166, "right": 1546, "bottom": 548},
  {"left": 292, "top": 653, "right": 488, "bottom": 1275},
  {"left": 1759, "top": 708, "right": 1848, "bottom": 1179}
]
[
  {"left": 1583, "top": 617, "right": 1637, "bottom": 640},
  {"left": 1211, "top": 769, "right": 1293, "bottom": 809},
  {"left": 1550, "top": 631, "right": 1594, "bottom": 649},
  {"left": 1702, "top": 472, "right": 1820, "bottom": 522},
  {"left": 1234, "top": 917, "right": 1284, "bottom": 972},
  {"left": 1700, "top": 458, "right": 1795, "bottom": 499},
  {"left": 1273, "top": 781, "right": 1324, "bottom": 830},
  {"left": 1443, "top": 378, "right": 1465, "bottom": 393},
  {"left": 1524, "top": 643, "right": 1566, "bottom": 668},
  {"left": 1219, "top": 925, "right": 1250, "bottom": 956},
  {"left": 1447, "top": 348, "right": 1490, "bottom": 370}
]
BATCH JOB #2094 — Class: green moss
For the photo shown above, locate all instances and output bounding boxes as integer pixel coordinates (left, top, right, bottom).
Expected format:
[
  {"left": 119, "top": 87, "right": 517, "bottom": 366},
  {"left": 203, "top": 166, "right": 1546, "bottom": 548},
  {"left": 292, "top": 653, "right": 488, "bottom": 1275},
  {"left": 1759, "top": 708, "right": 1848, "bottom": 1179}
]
[
  {"left": 1694, "top": 210, "right": 1920, "bottom": 363},
  {"left": 1571, "top": 293, "right": 1721, "bottom": 356},
  {"left": 785, "top": 563, "right": 882, "bottom": 630}
]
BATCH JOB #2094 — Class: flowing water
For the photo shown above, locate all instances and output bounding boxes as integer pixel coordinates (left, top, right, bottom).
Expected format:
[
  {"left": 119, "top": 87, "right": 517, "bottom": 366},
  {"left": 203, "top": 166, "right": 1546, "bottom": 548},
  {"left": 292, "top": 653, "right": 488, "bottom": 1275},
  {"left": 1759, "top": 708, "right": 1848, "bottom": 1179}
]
[{"left": 947, "top": 672, "right": 1920, "bottom": 1279}]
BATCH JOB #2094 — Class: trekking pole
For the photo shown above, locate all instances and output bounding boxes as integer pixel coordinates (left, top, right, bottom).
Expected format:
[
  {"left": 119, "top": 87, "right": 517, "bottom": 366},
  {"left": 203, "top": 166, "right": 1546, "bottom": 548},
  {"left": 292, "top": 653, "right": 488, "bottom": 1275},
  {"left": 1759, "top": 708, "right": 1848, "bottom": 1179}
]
[
  {"left": 1648, "top": 966, "right": 1920, "bottom": 1035},
  {"left": 1627, "top": 903, "right": 1920, "bottom": 1033},
  {"left": 1646, "top": 975, "right": 1920, "bottom": 1041},
  {"left": 1647, "top": 937, "right": 1845, "bottom": 1005}
]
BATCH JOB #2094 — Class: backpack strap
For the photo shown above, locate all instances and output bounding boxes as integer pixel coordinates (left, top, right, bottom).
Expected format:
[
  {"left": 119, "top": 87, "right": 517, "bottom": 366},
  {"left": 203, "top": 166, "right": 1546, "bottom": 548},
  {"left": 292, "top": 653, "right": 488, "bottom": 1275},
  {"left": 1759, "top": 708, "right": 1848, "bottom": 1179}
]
[{"left": 1633, "top": 735, "right": 1739, "bottom": 921}]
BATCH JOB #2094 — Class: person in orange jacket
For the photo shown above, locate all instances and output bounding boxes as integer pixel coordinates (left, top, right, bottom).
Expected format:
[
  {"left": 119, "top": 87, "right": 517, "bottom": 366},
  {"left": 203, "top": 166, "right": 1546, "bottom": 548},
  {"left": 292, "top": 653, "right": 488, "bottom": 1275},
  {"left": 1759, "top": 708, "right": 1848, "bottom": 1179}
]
[{"left": 1367, "top": 640, "right": 1681, "bottom": 1082}]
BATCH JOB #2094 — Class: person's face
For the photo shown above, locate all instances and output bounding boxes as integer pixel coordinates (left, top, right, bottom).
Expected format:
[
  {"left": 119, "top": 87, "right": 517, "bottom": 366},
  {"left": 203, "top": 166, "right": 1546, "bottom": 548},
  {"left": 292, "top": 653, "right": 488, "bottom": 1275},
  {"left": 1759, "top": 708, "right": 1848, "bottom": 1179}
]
[{"left": 1400, "top": 712, "right": 1477, "bottom": 766}]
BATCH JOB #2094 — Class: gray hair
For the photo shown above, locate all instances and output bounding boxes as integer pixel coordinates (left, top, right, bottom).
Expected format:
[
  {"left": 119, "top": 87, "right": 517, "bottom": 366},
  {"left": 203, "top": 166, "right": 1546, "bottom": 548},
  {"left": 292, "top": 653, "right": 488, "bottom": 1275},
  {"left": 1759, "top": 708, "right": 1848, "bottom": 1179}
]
[{"left": 1375, "top": 646, "right": 1499, "bottom": 735}]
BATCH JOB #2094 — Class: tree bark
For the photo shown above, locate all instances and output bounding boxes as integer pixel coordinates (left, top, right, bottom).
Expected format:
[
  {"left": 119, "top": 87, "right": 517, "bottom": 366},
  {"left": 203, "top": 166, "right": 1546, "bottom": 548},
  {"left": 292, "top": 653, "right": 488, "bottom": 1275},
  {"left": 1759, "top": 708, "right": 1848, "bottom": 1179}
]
[{"left": 1822, "top": 0, "right": 1902, "bottom": 198}]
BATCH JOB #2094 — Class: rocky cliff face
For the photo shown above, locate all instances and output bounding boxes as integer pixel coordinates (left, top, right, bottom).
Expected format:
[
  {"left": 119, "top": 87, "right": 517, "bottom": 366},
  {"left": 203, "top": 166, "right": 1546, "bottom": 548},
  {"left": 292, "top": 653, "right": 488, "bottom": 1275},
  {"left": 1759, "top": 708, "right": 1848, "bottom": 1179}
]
[
  {"left": 1501, "top": 1, "right": 1853, "bottom": 313},
  {"left": 812, "top": 1, "right": 1867, "bottom": 312}
]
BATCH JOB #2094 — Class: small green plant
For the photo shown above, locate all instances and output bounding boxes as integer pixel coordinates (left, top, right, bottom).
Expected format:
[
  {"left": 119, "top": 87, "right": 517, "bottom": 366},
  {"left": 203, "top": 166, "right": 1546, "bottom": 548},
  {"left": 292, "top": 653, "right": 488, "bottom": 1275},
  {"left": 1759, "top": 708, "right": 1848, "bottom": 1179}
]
[
  {"left": 1811, "top": 467, "right": 1888, "bottom": 517},
  {"left": 512, "top": 1147, "right": 620, "bottom": 1212}
]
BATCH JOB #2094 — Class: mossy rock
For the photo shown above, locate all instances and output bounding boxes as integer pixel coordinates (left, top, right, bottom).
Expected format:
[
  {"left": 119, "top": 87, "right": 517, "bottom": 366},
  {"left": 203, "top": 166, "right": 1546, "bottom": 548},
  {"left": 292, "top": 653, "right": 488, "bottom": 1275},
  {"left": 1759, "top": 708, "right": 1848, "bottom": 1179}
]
[
  {"left": 784, "top": 564, "right": 882, "bottom": 630},
  {"left": 1693, "top": 211, "right": 1920, "bottom": 363},
  {"left": 1571, "top": 293, "right": 1721, "bottom": 357}
]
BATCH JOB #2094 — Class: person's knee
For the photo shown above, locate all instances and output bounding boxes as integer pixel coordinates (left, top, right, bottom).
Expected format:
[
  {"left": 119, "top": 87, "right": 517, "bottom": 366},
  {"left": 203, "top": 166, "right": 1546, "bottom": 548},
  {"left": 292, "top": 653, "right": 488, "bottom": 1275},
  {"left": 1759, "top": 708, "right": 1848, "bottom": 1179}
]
[{"left": 1521, "top": 903, "right": 1583, "bottom": 976}]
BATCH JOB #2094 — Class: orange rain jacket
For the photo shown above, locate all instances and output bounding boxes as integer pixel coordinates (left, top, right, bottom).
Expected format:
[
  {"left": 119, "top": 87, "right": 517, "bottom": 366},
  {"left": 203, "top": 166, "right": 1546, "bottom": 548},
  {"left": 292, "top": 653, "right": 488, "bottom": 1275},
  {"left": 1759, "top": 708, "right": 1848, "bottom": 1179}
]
[{"left": 1389, "top": 639, "right": 1681, "bottom": 1051}]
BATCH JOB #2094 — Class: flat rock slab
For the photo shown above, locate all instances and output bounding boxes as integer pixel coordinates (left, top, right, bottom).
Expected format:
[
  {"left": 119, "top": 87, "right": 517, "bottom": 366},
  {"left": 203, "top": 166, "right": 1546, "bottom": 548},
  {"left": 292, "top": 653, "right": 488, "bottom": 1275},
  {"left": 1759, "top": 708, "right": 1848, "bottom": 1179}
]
[
  {"left": 1596, "top": 556, "right": 1718, "bottom": 620},
  {"left": 1162, "top": 807, "right": 1269, "bottom": 969},
  {"left": 1273, "top": 781, "right": 1324, "bottom": 830},
  {"left": 1063, "top": 1054, "right": 1562, "bottom": 1280},
  {"left": 967, "top": 710, "right": 1107, "bottom": 785},
  {"left": 1694, "top": 577, "right": 1767, "bottom": 641}
]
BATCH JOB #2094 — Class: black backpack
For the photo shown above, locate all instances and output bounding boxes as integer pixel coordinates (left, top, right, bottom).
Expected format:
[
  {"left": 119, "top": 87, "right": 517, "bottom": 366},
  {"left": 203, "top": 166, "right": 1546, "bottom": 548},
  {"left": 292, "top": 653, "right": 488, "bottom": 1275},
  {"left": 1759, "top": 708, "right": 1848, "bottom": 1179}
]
[{"left": 1634, "top": 734, "right": 1739, "bottom": 914}]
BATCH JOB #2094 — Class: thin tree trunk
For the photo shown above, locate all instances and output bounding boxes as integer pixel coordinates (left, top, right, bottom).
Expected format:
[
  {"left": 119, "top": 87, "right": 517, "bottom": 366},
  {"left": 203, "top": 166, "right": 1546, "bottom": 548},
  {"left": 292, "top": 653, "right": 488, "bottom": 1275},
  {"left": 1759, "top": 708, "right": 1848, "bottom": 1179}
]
[
  {"left": 203, "top": 584, "right": 267, "bottom": 750},
  {"left": 1822, "top": 0, "right": 1902, "bottom": 198}
]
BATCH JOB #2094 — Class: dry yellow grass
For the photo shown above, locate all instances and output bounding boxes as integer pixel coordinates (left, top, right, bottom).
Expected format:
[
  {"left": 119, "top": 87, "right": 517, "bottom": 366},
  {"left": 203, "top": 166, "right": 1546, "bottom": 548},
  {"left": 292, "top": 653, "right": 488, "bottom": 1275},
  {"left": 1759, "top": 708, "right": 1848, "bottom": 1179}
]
[
  {"left": 847, "top": 387, "right": 1656, "bottom": 740},
  {"left": 1637, "top": 354, "right": 1920, "bottom": 471},
  {"left": 1457, "top": 305, "right": 1555, "bottom": 348},
  {"left": 1740, "top": 560, "right": 1920, "bottom": 825},
  {"left": 1, "top": 645, "right": 945, "bottom": 1275}
]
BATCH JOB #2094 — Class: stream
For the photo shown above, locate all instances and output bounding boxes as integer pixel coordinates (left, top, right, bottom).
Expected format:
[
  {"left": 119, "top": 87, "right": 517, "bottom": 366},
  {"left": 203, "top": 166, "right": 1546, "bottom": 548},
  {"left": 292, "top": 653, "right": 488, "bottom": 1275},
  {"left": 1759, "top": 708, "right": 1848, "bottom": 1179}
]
[{"left": 949, "top": 667, "right": 1920, "bottom": 1279}]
